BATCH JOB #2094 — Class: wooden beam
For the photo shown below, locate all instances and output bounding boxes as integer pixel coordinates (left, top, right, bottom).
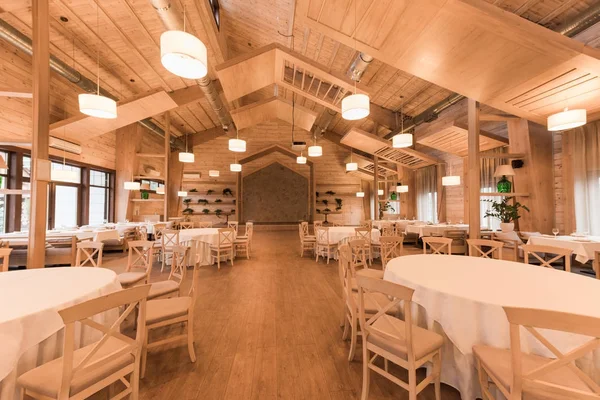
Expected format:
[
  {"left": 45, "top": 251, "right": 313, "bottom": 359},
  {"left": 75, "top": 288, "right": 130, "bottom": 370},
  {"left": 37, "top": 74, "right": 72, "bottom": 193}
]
[
  {"left": 0, "top": 87, "right": 32, "bottom": 98},
  {"left": 238, "top": 144, "right": 313, "bottom": 165},
  {"left": 164, "top": 112, "right": 170, "bottom": 221},
  {"left": 479, "top": 153, "right": 526, "bottom": 159},
  {"left": 479, "top": 114, "right": 518, "bottom": 122},
  {"left": 467, "top": 99, "right": 481, "bottom": 240},
  {"left": 189, "top": 126, "right": 227, "bottom": 147},
  {"left": 374, "top": 156, "right": 379, "bottom": 219},
  {"left": 27, "top": 0, "right": 50, "bottom": 269}
]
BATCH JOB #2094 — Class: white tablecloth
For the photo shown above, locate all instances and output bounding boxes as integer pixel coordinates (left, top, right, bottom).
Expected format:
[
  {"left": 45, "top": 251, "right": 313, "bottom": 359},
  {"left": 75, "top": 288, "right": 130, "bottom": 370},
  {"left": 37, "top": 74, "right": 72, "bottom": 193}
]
[
  {"left": 178, "top": 228, "right": 233, "bottom": 266},
  {"left": 0, "top": 267, "right": 121, "bottom": 400},
  {"left": 405, "top": 224, "right": 469, "bottom": 237},
  {"left": 528, "top": 235, "right": 600, "bottom": 264},
  {"left": 384, "top": 255, "right": 600, "bottom": 400},
  {"left": 326, "top": 227, "right": 380, "bottom": 244}
]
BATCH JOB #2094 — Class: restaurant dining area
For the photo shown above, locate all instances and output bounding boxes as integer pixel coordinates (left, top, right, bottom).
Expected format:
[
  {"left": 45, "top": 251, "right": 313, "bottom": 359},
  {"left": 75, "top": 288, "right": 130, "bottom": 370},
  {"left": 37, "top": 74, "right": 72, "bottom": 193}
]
[{"left": 2, "top": 0, "right": 600, "bottom": 399}]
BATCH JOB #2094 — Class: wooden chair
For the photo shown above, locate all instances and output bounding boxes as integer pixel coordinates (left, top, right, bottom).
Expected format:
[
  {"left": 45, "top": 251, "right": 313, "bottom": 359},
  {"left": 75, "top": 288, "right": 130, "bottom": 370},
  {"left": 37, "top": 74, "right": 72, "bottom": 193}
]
[
  {"left": 179, "top": 221, "right": 194, "bottom": 230},
  {"left": 491, "top": 231, "right": 524, "bottom": 261},
  {"left": 467, "top": 239, "right": 504, "bottom": 260},
  {"left": 299, "top": 223, "right": 316, "bottom": 257},
  {"left": 118, "top": 241, "right": 154, "bottom": 288},
  {"left": 381, "top": 223, "right": 395, "bottom": 237},
  {"left": 443, "top": 230, "right": 468, "bottom": 255},
  {"left": 197, "top": 221, "right": 212, "bottom": 228},
  {"left": 74, "top": 241, "right": 104, "bottom": 267},
  {"left": 315, "top": 227, "right": 336, "bottom": 264},
  {"left": 379, "top": 236, "right": 403, "bottom": 269},
  {"left": 0, "top": 248, "right": 12, "bottom": 272},
  {"left": 423, "top": 237, "right": 452, "bottom": 255},
  {"left": 210, "top": 228, "right": 235, "bottom": 270},
  {"left": 160, "top": 229, "right": 179, "bottom": 273},
  {"left": 338, "top": 245, "right": 389, "bottom": 362},
  {"left": 313, "top": 220, "right": 323, "bottom": 235},
  {"left": 234, "top": 223, "right": 252, "bottom": 259},
  {"left": 142, "top": 263, "right": 199, "bottom": 378},
  {"left": 354, "top": 227, "right": 373, "bottom": 265},
  {"left": 152, "top": 222, "right": 168, "bottom": 260},
  {"left": 474, "top": 306, "right": 600, "bottom": 400},
  {"left": 17, "top": 285, "right": 150, "bottom": 400},
  {"left": 135, "top": 225, "right": 148, "bottom": 241},
  {"left": 522, "top": 244, "right": 573, "bottom": 272},
  {"left": 349, "top": 238, "right": 369, "bottom": 271},
  {"left": 148, "top": 245, "right": 188, "bottom": 300},
  {"left": 356, "top": 272, "right": 443, "bottom": 400},
  {"left": 227, "top": 221, "right": 239, "bottom": 236}
]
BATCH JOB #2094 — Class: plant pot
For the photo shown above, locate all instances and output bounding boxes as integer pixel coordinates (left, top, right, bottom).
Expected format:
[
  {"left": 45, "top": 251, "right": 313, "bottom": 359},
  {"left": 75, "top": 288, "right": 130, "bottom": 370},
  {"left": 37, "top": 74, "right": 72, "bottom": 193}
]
[{"left": 500, "top": 222, "right": 514, "bottom": 232}]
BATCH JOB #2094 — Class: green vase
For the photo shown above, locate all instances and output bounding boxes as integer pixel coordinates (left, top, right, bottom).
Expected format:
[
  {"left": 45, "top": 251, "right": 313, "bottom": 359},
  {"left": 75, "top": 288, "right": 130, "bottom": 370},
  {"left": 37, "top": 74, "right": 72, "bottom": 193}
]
[
  {"left": 141, "top": 190, "right": 149, "bottom": 200},
  {"left": 497, "top": 176, "right": 512, "bottom": 193},
  {"left": 390, "top": 192, "right": 397, "bottom": 200}
]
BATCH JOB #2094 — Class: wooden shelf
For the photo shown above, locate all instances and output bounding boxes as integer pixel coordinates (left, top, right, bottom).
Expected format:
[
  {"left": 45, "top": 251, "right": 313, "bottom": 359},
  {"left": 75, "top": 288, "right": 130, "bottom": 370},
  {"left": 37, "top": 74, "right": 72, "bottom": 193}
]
[
  {"left": 184, "top": 202, "right": 236, "bottom": 206},
  {"left": 136, "top": 153, "right": 165, "bottom": 158},
  {"left": 479, "top": 153, "right": 526, "bottom": 159},
  {"left": 0, "top": 189, "right": 30, "bottom": 195},
  {"left": 480, "top": 192, "right": 529, "bottom": 197},
  {"left": 134, "top": 175, "right": 164, "bottom": 181},
  {"left": 182, "top": 180, "right": 236, "bottom": 185},
  {"left": 131, "top": 199, "right": 164, "bottom": 202},
  {"left": 378, "top": 200, "right": 401, "bottom": 203}
]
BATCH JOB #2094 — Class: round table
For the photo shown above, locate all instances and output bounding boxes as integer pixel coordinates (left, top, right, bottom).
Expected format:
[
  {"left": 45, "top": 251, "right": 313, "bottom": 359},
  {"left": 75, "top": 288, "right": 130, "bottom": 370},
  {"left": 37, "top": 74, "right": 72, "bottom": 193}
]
[
  {"left": 384, "top": 255, "right": 600, "bottom": 400},
  {"left": 327, "top": 227, "right": 380, "bottom": 244},
  {"left": 179, "top": 228, "right": 235, "bottom": 265},
  {"left": 0, "top": 267, "right": 121, "bottom": 400}
]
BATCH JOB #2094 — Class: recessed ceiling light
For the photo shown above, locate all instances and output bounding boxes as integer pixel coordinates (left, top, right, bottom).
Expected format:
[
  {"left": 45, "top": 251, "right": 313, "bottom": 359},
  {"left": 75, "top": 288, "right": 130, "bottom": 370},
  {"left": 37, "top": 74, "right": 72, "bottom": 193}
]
[
  {"left": 129, "top": 78, "right": 135, "bottom": 83},
  {"left": 60, "top": 16, "right": 69, "bottom": 22}
]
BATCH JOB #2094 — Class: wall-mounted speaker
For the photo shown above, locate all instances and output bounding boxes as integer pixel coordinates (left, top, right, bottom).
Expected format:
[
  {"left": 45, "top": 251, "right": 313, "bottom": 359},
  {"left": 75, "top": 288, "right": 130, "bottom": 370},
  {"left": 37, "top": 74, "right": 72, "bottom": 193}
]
[{"left": 511, "top": 159, "right": 524, "bottom": 169}]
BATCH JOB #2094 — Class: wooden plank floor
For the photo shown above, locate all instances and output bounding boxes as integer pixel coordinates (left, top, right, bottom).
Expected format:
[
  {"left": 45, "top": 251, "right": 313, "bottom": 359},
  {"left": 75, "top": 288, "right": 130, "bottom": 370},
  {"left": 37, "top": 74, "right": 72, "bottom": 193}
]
[{"left": 104, "top": 231, "right": 462, "bottom": 400}]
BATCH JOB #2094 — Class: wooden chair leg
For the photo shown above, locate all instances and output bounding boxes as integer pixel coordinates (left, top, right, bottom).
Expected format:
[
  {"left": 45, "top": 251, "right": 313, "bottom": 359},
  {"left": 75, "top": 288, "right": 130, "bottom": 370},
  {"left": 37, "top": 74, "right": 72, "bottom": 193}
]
[
  {"left": 131, "top": 357, "right": 141, "bottom": 400},
  {"left": 348, "top": 317, "right": 358, "bottom": 362},
  {"left": 433, "top": 351, "right": 441, "bottom": 400},
  {"left": 141, "top": 328, "right": 149, "bottom": 379},
  {"left": 187, "top": 313, "right": 196, "bottom": 362},
  {"left": 361, "top": 347, "right": 370, "bottom": 400},
  {"left": 408, "top": 367, "right": 417, "bottom": 400}
]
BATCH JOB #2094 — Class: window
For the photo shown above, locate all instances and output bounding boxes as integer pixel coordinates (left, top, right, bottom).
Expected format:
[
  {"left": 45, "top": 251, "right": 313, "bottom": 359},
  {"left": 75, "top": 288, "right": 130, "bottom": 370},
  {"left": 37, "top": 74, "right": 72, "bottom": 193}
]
[
  {"left": 0, "top": 151, "right": 8, "bottom": 233},
  {"left": 571, "top": 128, "right": 600, "bottom": 235},
  {"left": 416, "top": 166, "right": 438, "bottom": 223},
  {"left": 21, "top": 156, "right": 31, "bottom": 231},
  {"left": 480, "top": 150, "right": 505, "bottom": 231},
  {"left": 89, "top": 170, "right": 110, "bottom": 225}
]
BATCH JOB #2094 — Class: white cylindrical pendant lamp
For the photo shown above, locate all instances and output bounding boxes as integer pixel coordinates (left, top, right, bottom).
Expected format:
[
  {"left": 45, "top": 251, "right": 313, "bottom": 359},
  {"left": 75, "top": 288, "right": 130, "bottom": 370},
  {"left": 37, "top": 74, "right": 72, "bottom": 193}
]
[
  {"left": 78, "top": 94, "right": 117, "bottom": 119},
  {"left": 308, "top": 145, "right": 322, "bottom": 157},
  {"left": 346, "top": 162, "right": 358, "bottom": 171},
  {"left": 209, "top": 170, "right": 220, "bottom": 177},
  {"left": 124, "top": 181, "right": 140, "bottom": 191},
  {"left": 378, "top": 189, "right": 384, "bottom": 196},
  {"left": 230, "top": 163, "right": 242, "bottom": 172},
  {"left": 356, "top": 191, "right": 365, "bottom": 198},
  {"left": 342, "top": 94, "right": 370, "bottom": 120},
  {"left": 547, "top": 108, "right": 586, "bottom": 131},
  {"left": 177, "top": 191, "right": 188, "bottom": 197},
  {"left": 228, "top": 138, "right": 246, "bottom": 152},
  {"left": 297, "top": 156, "right": 307, "bottom": 164},
  {"left": 160, "top": 31, "right": 208, "bottom": 79},
  {"left": 396, "top": 185, "right": 409, "bottom": 193},
  {"left": 392, "top": 133, "right": 413, "bottom": 148},
  {"left": 442, "top": 176, "right": 461, "bottom": 186},
  {"left": 179, "top": 152, "right": 195, "bottom": 163}
]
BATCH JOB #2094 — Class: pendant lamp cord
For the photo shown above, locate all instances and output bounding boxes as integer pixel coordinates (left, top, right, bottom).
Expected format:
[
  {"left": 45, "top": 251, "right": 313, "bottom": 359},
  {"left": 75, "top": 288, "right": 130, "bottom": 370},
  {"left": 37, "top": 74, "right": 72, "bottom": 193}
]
[
  {"left": 400, "top": 96, "right": 404, "bottom": 134},
  {"left": 183, "top": 4, "right": 186, "bottom": 33},
  {"left": 353, "top": 0, "right": 358, "bottom": 95},
  {"left": 96, "top": 3, "right": 100, "bottom": 96}
]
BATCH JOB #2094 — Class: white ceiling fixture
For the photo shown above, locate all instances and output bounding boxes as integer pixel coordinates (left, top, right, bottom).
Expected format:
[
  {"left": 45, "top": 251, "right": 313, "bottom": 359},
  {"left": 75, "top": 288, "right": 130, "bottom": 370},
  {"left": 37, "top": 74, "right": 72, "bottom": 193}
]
[
  {"left": 547, "top": 107, "right": 587, "bottom": 131},
  {"left": 230, "top": 163, "right": 242, "bottom": 172},
  {"left": 78, "top": 5, "right": 117, "bottom": 119},
  {"left": 396, "top": 184, "right": 409, "bottom": 193},
  {"left": 341, "top": 0, "right": 369, "bottom": 121},
  {"left": 124, "top": 180, "right": 140, "bottom": 191},
  {"left": 160, "top": 5, "right": 208, "bottom": 79},
  {"left": 442, "top": 176, "right": 461, "bottom": 186},
  {"left": 378, "top": 189, "right": 384, "bottom": 196},
  {"left": 297, "top": 152, "right": 307, "bottom": 164},
  {"left": 229, "top": 129, "right": 246, "bottom": 152},
  {"left": 178, "top": 190, "right": 188, "bottom": 197},
  {"left": 179, "top": 133, "right": 195, "bottom": 163},
  {"left": 346, "top": 150, "right": 358, "bottom": 171},
  {"left": 308, "top": 135, "right": 322, "bottom": 157},
  {"left": 209, "top": 170, "right": 220, "bottom": 177},
  {"left": 356, "top": 191, "right": 365, "bottom": 198},
  {"left": 392, "top": 96, "right": 412, "bottom": 148}
]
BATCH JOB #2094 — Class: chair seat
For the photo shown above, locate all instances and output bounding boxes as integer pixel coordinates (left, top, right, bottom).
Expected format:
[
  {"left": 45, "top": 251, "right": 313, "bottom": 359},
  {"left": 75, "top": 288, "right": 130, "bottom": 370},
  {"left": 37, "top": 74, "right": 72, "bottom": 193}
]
[
  {"left": 117, "top": 271, "right": 146, "bottom": 286},
  {"left": 237, "top": 235, "right": 248, "bottom": 240},
  {"left": 367, "top": 315, "right": 444, "bottom": 360},
  {"left": 304, "top": 235, "right": 316, "bottom": 241},
  {"left": 473, "top": 345, "right": 592, "bottom": 394},
  {"left": 210, "top": 244, "right": 233, "bottom": 250},
  {"left": 17, "top": 337, "right": 133, "bottom": 398},
  {"left": 146, "top": 296, "right": 192, "bottom": 324},
  {"left": 148, "top": 279, "right": 179, "bottom": 299},
  {"left": 234, "top": 238, "right": 249, "bottom": 244}
]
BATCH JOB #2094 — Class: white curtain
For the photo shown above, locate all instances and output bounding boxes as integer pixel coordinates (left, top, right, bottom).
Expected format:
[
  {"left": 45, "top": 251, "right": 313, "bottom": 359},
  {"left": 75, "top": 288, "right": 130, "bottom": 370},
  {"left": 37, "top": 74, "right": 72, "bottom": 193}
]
[
  {"left": 480, "top": 148, "right": 506, "bottom": 231},
  {"left": 416, "top": 166, "right": 438, "bottom": 223},
  {"left": 572, "top": 123, "right": 600, "bottom": 235}
]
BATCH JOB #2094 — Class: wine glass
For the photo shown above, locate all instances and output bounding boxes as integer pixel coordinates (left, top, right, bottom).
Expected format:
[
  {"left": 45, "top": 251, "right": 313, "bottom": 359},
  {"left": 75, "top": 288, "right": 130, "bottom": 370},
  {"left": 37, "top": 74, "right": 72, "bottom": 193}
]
[{"left": 552, "top": 228, "right": 559, "bottom": 237}]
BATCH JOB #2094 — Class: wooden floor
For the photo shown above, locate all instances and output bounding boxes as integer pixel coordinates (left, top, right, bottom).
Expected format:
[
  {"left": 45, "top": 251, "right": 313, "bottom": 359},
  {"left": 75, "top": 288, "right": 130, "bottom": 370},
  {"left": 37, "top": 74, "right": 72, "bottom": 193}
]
[{"left": 104, "top": 231, "right": 462, "bottom": 400}]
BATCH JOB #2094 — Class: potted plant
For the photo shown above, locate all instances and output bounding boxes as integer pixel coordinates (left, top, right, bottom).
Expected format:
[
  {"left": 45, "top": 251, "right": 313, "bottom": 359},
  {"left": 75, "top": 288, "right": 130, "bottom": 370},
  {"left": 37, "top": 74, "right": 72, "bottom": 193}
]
[
  {"left": 140, "top": 189, "right": 149, "bottom": 200},
  {"left": 215, "top": 209, "right": 223, "bottom": 217},
  {"left": 215, "top": 198, "right": 223, "bottom": 203},
  {"left": 206, "top": 189, "right": 214, "bottom": 195},
  {"left": 231, "top": 209, "right": 235, "bottom": 214},
  {"left": 316, "top": 209, "right": 321, "bottom": 214},
  {"left": 189, "top": 188, "right": 198, "bottom": 193},
  {"left": 323, "top": 208, "right": 331, "bottom": 213},
  {"left": 183, "top": 198, "right": 192, "bottom": 206},
  {"left": 483, "top": 197, "right": 530, "bottom": 232},
  {"left": 335, "top": 198, "right": 343, "bottom": 211},
  {"left": 325, "top": 190, "right": 335, "bottom": 196},
  {"left": 379, "top": 201, "right": 395, "bottom": 220},
  {"left": 197, "top": 198, "right": 209, "bottom": 205},
  {"left": 322, "top": 199, "right": 329, "bottom": 207},
  {"left": 315, "top": 191, "right": 319, "bottom": 198},
  {"left": 202, "top": 209, "right": 210, "bottom": 215},
  {"left": 182, "top": 207, "right": 194, "bottom": 221},
  {"left": 223, "top": 188, "right": 233, "bottom": 196}
]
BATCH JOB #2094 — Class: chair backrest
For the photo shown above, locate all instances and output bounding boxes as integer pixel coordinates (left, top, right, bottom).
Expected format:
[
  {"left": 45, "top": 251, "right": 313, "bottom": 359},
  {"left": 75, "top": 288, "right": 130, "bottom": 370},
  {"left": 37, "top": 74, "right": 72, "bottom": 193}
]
[
  {"left": 135, "top": 225, "right": 148, "bottom": 241},
  {"left": 443, "top": 229, "right": 468, "bottom": 253},
  {"left": 227, "top": 221, "right": 239, "bottom": 235},
  {"left": 316, "top": 227, "right": 330, "bottom": 245},
  {"left": 359, "top": 220, "right": 373, "bottom": 230},
  {"left": 153, "top": 223, "right": 168, "bottom": 240},
  {"left": 381, "top": 223, "right": 395, "bottom": 237},
  {"left": 423, "top": 237, "right": 452, "bottom": 255},
  {"left": 197, "top": 221, "right": 212, "bottom": 228},
  {"left": 522, "top": 244, "right": 572, "bottom": 271},
  {"left": 503, "top": 306, "right": 600, "bottom": 400},
  {"left": 161, "top": 229, "right": 180, "bottom": 249},
  {"left": 126, "top": 240, "right": 154, "bottom": 275},
  {"left": 313, "top": 221, "right": 323, "bottom": 230},
  {"left": 169, "top": 245, "right": 188, "bottom": 290},
  {"left": 245, "top": 222, "right": 254, "bottom": 241},
  {"left": 354, "top": 227, "right": 372, "bottom": 244},
  {"left": 349, "top": 238, "right": 368, "bottom": 270},
  {"left": 56, "top": 285, "right": 150, "bottom": 400},
  {"left": 300, "top": 221, "right": 309, "bottom": 236},
  {"left": 356, "top": 272, "right": 416, "bottom": 361},
  {"left": 75, "top": 241, "right": 104, "bottom": 267},
  {"left": 179, "top": 221, "right": 194, "bottom": 230},
  {"left": 0, "top": 248, "right": 12, "bottom": 272},
  {"left": 338, "top": 244, "right": 357, "bottom": 310},
  {"left": 379, "top": 236, "right": 403, "bottom": 268},
  {"left": 467, "top": 238, "right": 504, "bottom": 259},
  {"left": 217, "top": 228, "right": 235, "bottom": 247}
]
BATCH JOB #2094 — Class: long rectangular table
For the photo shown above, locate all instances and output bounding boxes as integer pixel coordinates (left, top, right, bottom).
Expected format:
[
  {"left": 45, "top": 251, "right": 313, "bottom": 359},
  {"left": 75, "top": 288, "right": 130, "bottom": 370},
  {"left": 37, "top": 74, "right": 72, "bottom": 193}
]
[
  {"left": 405, "top": 224, "right": 469, "bottom": 237},
  {"left": 528, "top": 235, "right": 600, "bottom": 264}
]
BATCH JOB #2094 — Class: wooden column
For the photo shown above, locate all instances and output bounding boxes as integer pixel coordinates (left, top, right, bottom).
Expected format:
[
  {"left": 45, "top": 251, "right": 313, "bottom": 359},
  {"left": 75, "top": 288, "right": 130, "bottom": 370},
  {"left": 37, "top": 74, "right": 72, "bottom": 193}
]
[
  {"left": 115, "top": 124, "right": 142, "bottom": 222},
  {"left": 27, "top": 0, "right": 50, "bottom": 268},
  {"left": 236, "top": 172, "right": 242, "bottom": 223},
  {"left": 374, "top": 156, "right": 379, "bottom": 219},
  {"left": 167, "top": 150, "right": 183, "bottom": 218},
  {"left": 163, "top": 112, "right": 170, "bottom": 220},
  {"left": 436, "top": 164, "right": 446, "bottom": 223},
  {"left": 561, "top": 133, "right": 576, "bottom": 234},
  {"left": 467, "top": 99, "right": 481, "bottom": 239},
  {"left": 7, "top": 153, "right": 23, "bottom": 232},
  {"left": 310, "top": 164, "right": 315, "bottom": 222},
  {"left": 463, "top": 157, "right": 470, "bottom": 224},
  {"left": 361, "top": 179, "right": 371, "bottom": 220}
]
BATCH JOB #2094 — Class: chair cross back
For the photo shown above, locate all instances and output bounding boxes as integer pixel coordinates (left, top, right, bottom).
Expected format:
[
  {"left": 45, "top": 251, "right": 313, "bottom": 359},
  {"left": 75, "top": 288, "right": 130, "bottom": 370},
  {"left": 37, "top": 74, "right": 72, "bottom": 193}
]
[
  {"left": 0, "top": 248, "right": 12, "bottom": 272},
  {"left": 179, "top": 221, "right": 194, "bottom": 230},
  {"left": 75, "top": 241, "right": 104, "bottom": 267},
  {"left": 522, "top": 244, "right": 573, "bottom": 272},
  {"left": 379, "top": 236, "right": 403, "bottom": 268},
  {"left": 127, "top": 241, "right": 154, "bottom": 274},
  {"left": 197, "top": 222, "right": 212, "bottom": 228},
  {"left": 381, "top": 223, "right": 395, "bottom": 237},
  {"left": 349, "top": 238, "right": 368, "bottom": 269},
  {"left": 161, "top": 229, "right": 180, "bottom": 248},
  {"left": 316, "top": 227, "right": 330, "bottom": 245},
  {"left": 227, "top": 221, "right": 239, "bottom": 235},
  {"left": 170, "top": 245, "right": 189, "bottom": 284},
  {"left": 354, "top": 227, "right": 372, "bottom": 244},
  {"left": 467, "top": 239, "right": 503, "bottom": 259},
  {"left": 55, "top": 285, "right": 150, "bottom": 400},
  {"left": 218, "top": 228, "right": 235, "bottom": 247},
  {"left": 136, "top": 225, "right": 148, "bottom": 240},
  {"left": 502, "top": 306, "right": 600, "bottom": 399},
  {"left": 423, "top": 237, "right": 452, "bottom": 255}
]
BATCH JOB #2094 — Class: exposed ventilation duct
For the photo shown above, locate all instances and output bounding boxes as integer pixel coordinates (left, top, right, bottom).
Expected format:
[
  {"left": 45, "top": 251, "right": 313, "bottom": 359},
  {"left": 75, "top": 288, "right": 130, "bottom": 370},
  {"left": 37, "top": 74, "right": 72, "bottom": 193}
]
[
  {"left": 556, "top": 0, "right": 600, "bottom": 37},
  {"left": 0, "top": 18, "right": 184, "bottom": 149},
  {"left": 149, "top": 0, "right": 233, "bottom": 131},
  {"left": 347, "top": 52, "right": 374, "bottom": 82}
]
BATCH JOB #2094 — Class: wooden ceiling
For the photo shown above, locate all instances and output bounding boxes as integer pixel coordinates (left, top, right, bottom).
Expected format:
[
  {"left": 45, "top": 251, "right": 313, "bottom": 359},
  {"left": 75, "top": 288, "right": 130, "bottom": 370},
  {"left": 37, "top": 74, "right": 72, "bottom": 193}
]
[{"left": 0, "top": 0, "right": 599, "bottom": 157}]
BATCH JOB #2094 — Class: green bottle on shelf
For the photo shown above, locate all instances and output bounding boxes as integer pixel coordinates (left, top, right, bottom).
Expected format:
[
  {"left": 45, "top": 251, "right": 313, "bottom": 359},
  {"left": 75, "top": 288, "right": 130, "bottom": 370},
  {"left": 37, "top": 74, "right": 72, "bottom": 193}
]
[
  {"left": 390, "top": 192, "right": 397, "bottom": 201},
  {"left": 497, "top": 176, "right": 512, "bottom": 193}
]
